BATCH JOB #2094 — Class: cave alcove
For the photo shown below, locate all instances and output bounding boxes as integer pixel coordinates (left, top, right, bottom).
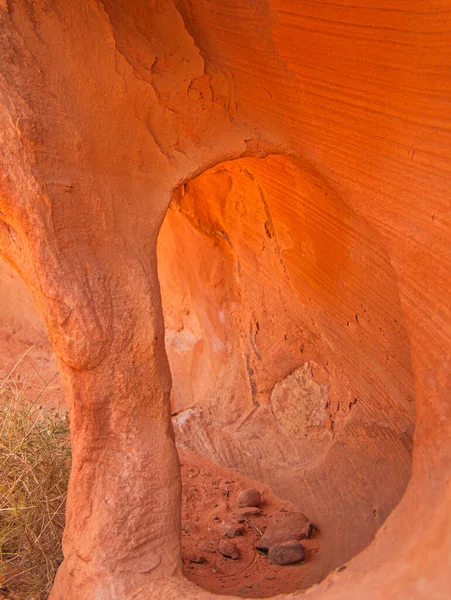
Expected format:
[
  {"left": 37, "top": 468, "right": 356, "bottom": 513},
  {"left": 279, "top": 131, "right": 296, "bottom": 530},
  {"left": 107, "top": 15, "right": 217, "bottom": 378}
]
[{"left": 156, "top": 153, "right": 416, "bottom": 594}]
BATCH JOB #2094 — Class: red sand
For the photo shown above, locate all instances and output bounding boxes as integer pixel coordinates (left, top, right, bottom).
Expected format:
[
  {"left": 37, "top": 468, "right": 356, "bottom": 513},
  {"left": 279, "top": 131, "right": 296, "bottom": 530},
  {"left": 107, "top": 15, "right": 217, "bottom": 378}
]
[{"left": 180, "top": 450, "right": 322, "bottom": 597}]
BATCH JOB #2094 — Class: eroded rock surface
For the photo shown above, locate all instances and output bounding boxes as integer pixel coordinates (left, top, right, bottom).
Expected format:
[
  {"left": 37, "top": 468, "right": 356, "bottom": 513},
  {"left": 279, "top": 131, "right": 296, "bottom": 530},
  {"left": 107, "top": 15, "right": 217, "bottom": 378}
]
[{"left": 0, "top": 1, "right": 450, "bottom": 599}]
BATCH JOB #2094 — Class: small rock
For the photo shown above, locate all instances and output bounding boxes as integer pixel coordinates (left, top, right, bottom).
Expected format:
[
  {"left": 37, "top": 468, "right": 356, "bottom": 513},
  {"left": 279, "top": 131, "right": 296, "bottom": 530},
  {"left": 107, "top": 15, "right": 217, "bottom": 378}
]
[
  {"left": 218, "top": 539, "right": 240, "bottom": 560},
  {"left": 234, "top": 506, "right": 261, "bottom": 518},
  {"left": 223, "top": 521, "right": 245, "bottom": 537},
  {"left": 187, "top": 554, "right": 207, "bottom": 564},
  {"left": 268, "top": 541, "right": 305, "bottom": 565},
  {"left": 200, "top": 543, "right": 217, "bottom": 554},
  {"left": 256, "top": 512, "right": 313, "bottom": 551},
  {"left": 238, "top": 488, "right": 261, "bottom": 508}
]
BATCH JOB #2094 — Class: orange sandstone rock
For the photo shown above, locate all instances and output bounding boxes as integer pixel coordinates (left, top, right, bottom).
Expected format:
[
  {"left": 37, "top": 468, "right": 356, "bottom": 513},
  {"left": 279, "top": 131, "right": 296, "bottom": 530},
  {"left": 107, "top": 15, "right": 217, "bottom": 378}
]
[{"left": 0, "top": 1, "right": 449, "bottom": 600}]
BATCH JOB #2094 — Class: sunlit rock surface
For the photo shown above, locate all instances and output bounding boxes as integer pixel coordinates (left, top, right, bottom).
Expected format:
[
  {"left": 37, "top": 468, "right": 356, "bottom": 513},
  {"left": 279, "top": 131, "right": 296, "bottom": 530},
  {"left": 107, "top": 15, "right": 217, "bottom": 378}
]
[{"left": 0, "top": 1, "right": 449, "bottom": 598}]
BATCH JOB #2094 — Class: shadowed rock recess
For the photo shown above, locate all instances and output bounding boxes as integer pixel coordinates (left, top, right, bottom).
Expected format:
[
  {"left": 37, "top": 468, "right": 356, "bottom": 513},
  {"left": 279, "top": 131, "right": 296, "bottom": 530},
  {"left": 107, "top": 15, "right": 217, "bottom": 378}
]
[{"left": 0, "top": 1, "right": 449, "bottom": 599}]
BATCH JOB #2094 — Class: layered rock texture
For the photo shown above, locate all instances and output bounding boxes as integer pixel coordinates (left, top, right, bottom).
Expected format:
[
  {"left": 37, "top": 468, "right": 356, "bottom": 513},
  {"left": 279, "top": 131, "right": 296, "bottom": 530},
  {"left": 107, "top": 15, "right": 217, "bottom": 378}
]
[{"left": 0, "top": 1, "right": 450, "bottom": 599}]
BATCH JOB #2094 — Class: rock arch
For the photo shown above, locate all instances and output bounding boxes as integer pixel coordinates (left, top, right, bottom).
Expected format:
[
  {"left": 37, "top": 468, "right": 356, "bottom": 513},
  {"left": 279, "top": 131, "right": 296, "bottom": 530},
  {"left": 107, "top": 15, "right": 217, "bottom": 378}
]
[{"left": 0, "top": 1, "right": 449, "bottom": 599}]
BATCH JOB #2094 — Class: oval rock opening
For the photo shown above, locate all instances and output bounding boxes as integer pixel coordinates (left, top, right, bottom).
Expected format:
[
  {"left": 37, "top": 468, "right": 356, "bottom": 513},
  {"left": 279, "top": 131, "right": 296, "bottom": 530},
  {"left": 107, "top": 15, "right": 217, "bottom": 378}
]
[{"left": 157, "top": 154, "right": 416, "bottom": 597}]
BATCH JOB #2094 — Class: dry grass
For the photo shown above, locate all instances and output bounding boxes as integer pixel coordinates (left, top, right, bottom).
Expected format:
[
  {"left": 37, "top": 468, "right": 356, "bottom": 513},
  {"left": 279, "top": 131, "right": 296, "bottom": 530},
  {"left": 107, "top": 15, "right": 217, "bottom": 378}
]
[{"left": 0, "top": 352, "right": 70, "bottom": 600}]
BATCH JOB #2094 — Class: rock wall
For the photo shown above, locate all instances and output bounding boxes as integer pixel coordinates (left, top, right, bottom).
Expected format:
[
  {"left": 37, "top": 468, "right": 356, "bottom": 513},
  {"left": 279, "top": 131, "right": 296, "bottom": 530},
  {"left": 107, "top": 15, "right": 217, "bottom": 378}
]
[{"left": 0, "top": 0, "right": 450, "bottom": 599}]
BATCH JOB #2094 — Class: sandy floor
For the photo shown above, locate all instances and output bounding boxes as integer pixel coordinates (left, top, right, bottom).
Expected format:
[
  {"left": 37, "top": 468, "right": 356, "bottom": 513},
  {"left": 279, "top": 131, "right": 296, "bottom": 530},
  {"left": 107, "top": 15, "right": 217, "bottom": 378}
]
[{"left": 180, "top": 449, "right": 321, "bottom": 598}]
